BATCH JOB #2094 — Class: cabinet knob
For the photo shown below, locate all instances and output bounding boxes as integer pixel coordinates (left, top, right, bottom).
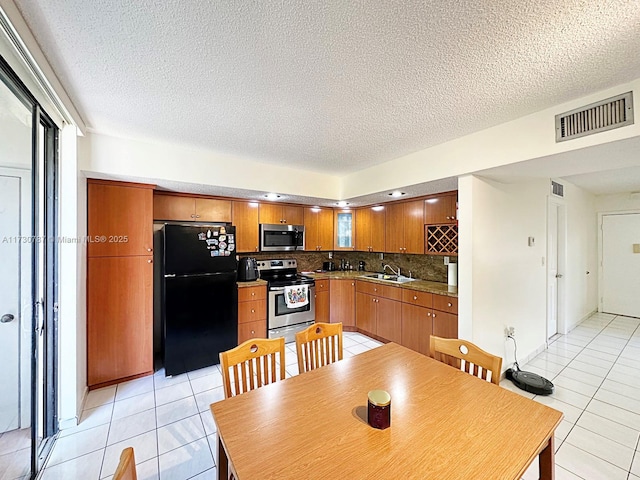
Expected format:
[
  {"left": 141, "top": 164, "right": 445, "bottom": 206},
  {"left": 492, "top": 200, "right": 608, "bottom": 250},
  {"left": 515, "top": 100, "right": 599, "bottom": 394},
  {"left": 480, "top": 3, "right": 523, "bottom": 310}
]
[
  {"left": 433, "top": 313, "right": 437, "bottom": 318},
  {"left": 190, "top": 214, "right": 196, "bottom": 218},
  {"left": 255, "top": 246, "right": 259, "bottom": 252},
  {"left": 374, "top": 288, "right": 377, "bottom": 292},
  {"left": 251, "top": 309, "right": 255, "bottom": 313},
  {"left": 147, "top": 259, "right": 153, "bottom": 264},
  {"left": 251, "top": 330, "right": 255, "bottom": 334},
  {"left": 448, "top": 302, "right": 452, "bottom": 307},
  {"left": 413, "top": 295, "right": 417, "bottom": 300},
  {"left": 147, "top": 247, "right": 152, "bottom": 252},
  {"left": 251, "top": 292, "right": 255, "bottom": 296},
  {"left": 351, "top": 282, "right": 355, "bottom": 286},
  {"left": 195, "top": 214, "right": 201, "bottom": 218},
  {"left": 427, "top": 312, "right": 431, "bottom": 316}
]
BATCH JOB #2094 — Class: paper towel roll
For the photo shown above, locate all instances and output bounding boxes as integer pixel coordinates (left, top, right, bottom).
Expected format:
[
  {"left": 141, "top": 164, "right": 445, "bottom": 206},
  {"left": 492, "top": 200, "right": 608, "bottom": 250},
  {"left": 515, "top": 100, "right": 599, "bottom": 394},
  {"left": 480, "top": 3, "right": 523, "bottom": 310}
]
[{"left": 448, "top": 263, "right": 458, "bottom": 287}]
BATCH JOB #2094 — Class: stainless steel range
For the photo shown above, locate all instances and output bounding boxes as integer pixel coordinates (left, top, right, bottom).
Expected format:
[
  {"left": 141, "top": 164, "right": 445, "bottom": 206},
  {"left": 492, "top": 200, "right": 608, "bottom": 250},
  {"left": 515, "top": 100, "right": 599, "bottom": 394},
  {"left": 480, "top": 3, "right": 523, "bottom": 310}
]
[{"left": 258, "top": 259, "right": 315, "bottom": 343}]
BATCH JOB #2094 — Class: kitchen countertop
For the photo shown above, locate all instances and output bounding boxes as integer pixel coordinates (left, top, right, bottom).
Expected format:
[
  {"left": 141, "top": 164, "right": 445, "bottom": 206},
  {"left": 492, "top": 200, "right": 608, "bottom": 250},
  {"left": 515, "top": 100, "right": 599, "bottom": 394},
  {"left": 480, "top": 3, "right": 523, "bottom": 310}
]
[
  {"left": 236, "top": 279, "right": 268, "bottom": 288},
  {"left": 302, "top": 270, "right": 458, "bottom": 298}
]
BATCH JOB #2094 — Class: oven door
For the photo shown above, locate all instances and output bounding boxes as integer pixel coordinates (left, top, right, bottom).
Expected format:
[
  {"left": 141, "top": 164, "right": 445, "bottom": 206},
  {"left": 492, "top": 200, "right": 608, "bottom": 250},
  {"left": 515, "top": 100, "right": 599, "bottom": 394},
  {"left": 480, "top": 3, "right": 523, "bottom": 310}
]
[{"left": 268, "top": 285, "right": 315, "bottom": 329}]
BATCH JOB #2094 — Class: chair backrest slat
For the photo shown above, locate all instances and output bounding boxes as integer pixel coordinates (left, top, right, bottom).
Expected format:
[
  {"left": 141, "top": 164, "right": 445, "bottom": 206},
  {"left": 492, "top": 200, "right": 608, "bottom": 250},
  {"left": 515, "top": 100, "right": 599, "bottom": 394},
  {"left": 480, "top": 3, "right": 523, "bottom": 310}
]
[
  {"left": 429, "top": 336, "right": 503, "bottom": 386},
  {"left": 296, "top": 323, "right": 343, "bottom": 374},
  {"left": 113, "top": 447, "right": 137, "bottom": 480},
  {"left": 220, "top": 338, "right": 286, "bottom": 398}
]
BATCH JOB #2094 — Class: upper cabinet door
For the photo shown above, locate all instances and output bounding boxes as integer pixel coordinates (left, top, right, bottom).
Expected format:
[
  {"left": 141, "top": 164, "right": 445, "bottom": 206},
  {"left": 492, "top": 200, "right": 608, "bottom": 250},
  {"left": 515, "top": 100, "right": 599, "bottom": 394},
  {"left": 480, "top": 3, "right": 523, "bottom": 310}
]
[
  {"left": 153, "top": 194, "right": 195, "bottom": 221},
  {"left": 259, "top": 203, "right": 282, "bottom": 224},
  {"left": 334, "top": 210, "right": 354, "bottom": 250},
  {"left": 385, "top": 203, "right": 404, "bottom": 253},
  {"left": 195, "top": 198, "right": 232, "bottom": 222},
  {"left": 282, "top": 205, "right": 304, "bottom": 225},
  {"left": 304, "top": 207, "right": 320, "bottom": 251},
  {"left": 424, "top": 193, "right": 457, "bottom": 224},
  {"left": 354, "top": 208, "right": 370, "bottom": 251},
  {"left": 88, "top": 182, "right": 154, "bottom": 257},
  {"left": 403, "top": 200, "right": 425, "bottom": 254},
  {"left": 370, "top": 207, "right": 386, "bottom": 252},
  {"left": 232, "top": 201, "right": 259, "bottom": 253},
  {"left": 317, "top": 208, "right": 334, "bottom": 251}
]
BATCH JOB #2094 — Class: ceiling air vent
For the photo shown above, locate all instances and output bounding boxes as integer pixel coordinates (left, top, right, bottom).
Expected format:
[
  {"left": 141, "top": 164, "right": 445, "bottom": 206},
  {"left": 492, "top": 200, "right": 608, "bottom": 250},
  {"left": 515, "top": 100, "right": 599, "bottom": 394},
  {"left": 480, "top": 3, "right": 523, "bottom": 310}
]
[
  {"left": 551, "top": 181, "right": 564, "bottom": 198},
  {"left": 555, "top": 91, "right": 634, "bottom": 142}
]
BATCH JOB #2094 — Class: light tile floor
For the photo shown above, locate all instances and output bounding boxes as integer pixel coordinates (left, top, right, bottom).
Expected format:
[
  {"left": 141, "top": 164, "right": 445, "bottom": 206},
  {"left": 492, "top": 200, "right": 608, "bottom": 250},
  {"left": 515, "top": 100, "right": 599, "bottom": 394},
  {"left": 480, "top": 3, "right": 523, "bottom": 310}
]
[
  {"left": 0, "top": 428, "right": 31, "bottom": 480},
  {"left": 513, "top": 312, "right": 640, "bottom": 480},
  {"left": 38, "top": 332, "right": 383, "bottom": 479},
  {"left": 37, "top": 313, "right": 640, "bottom": 479}
]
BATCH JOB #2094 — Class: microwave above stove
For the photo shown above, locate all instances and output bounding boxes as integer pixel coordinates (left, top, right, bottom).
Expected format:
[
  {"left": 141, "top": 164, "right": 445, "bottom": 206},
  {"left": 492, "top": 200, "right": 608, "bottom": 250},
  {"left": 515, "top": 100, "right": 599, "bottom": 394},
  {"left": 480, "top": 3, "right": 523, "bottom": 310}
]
[{"left": 260, "top": 224, "right": 305, "bottom": 251}]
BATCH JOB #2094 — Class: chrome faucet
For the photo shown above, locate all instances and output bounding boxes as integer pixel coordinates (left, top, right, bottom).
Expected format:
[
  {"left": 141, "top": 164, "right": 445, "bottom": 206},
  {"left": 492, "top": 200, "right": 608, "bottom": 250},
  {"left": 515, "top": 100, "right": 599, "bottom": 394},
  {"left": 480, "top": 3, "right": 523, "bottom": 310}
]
[{"left": 383, "top": 264, "right": 401, "bottom": 277}]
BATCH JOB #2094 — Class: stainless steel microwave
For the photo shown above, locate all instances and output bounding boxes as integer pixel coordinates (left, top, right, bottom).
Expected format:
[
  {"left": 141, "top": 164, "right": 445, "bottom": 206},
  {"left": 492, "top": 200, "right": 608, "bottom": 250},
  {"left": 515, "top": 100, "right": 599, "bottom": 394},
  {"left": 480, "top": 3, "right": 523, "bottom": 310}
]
[{"left": 260, "top": 224, "right": 305, "bottom": 251}]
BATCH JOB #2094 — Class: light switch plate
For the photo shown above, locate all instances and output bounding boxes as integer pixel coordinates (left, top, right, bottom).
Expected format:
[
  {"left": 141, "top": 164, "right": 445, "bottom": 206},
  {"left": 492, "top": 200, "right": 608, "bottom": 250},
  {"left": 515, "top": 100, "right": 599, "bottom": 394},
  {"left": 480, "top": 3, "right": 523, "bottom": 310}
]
[
  {"left": 528, "top": 236, "right": 535, "bottom": 247},
  {"left": 633, "top": 244, "right": 640, "bottom": 253}
]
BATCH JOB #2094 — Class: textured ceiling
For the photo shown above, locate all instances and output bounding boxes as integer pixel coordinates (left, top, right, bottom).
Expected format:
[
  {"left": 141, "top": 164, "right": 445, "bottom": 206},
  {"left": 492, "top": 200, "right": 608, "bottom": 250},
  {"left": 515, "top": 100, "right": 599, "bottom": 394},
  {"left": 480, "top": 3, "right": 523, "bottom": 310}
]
[{"left": 13, "top": 0, "right": 640, "bottom": 178}]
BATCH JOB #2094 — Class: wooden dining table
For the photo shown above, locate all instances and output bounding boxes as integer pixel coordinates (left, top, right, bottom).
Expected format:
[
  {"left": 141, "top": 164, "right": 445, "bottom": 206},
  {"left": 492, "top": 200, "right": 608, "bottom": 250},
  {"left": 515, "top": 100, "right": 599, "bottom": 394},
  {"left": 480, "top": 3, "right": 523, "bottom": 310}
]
[{"left": 210, "top": 342, "right": 563, "bottom": 480}]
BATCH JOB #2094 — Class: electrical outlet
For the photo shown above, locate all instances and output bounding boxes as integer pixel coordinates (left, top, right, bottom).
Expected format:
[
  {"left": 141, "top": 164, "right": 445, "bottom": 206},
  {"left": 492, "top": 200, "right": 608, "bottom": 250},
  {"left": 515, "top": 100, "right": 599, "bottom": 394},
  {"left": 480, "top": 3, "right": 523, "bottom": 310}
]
[
  {"left": 504, "top": 326, "right": 515, "bottom": 338},
  {"left": 328, "top": 252, "right": 333, "bottom": 259},
  {"left": 444, "top": 256, "right": 450, "bottom": 265},
  {"left": 379, "top": 252, "right": 384, "bottom": 260}
]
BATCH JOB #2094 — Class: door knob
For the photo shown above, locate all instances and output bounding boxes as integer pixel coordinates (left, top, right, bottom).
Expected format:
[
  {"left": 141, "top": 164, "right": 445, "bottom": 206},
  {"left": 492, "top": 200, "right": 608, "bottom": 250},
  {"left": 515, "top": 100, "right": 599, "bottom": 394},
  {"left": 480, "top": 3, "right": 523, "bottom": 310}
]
[
  {"left": 1, "top": 314, "right": 15, "bottom": 323},
  {"left": 555, "top": 274, "right": 563, "bottom": 278}
]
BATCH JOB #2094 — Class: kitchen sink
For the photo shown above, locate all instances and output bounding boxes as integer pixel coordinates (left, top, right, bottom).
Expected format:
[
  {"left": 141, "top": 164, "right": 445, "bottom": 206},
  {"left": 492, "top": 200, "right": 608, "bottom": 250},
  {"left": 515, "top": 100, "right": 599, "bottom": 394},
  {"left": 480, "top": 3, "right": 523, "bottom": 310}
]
[{"left": 360, "top": 273, "right": 417, "bottom": 284}]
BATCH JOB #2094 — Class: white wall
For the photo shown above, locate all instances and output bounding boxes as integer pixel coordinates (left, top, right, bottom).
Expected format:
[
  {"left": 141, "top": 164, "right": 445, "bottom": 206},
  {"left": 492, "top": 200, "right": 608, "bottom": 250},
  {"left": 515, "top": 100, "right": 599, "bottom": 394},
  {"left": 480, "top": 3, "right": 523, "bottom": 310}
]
[
  {"left": 459, "top": 175, "right": 548, "bottom": 369},
  {"left": 596, "top": 192, "right": 640, "bottom": 213},
  {"left": 79, "top": 132, "right": 343, "bottom": 200},
  {"left": 57, "top": 125, "right": 87, "bottom": 427},
  {"left": 459, "top": 175, "right": 599, "bottom": 370}
]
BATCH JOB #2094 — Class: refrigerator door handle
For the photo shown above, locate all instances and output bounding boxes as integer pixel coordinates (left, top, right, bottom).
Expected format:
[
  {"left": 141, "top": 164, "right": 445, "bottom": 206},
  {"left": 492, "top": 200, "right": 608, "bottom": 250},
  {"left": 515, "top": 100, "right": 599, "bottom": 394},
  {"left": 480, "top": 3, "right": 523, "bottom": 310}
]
[
  {"left": 270, "top": 287, "right": 285, "bottom": 292},
  {"left": 165, "top": 274, "right": 176, "bottom": 278}
]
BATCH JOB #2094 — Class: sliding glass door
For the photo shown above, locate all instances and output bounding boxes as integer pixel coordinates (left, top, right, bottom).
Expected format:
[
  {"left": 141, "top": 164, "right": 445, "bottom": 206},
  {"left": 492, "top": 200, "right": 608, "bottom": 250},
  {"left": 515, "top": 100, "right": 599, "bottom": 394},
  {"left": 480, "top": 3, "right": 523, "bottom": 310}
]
[{"left": 0, "top": 55, "right": 58, "bottom": 479}]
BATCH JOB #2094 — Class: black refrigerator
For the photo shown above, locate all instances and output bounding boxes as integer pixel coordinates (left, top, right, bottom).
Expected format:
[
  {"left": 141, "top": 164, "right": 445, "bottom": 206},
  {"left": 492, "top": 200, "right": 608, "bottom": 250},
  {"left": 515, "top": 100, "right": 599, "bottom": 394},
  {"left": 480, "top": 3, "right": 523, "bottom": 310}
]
[{"left": 159, "top": 223, "right": 238, "bottom": 376}]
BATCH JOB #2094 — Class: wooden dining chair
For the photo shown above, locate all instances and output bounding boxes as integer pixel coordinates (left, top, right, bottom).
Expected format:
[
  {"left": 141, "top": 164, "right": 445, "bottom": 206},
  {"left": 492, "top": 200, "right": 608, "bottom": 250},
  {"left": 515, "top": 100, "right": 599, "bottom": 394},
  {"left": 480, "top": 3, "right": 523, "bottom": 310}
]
[
  {"left": 219, "top": 337, "right": 286, "bottom": 398},
  {"left": 429, "top": 336, "right": 503, "bottom": 385},
  {"left": 295, "top": 322, "right": 343, "bottom": 374},
  {"left": 113, "top": 447, "right": 137, "bottom": 480}
]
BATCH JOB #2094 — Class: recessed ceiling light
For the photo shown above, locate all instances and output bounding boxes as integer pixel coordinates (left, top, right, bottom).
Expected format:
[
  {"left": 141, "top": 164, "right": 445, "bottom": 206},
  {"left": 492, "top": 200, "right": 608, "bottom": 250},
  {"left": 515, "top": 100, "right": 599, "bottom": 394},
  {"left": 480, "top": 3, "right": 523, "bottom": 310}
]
[
  {"left": 388, "top": 191, "right": 406, "bottom": 197},
  {"left": 336, "top": 201, "right": 349, "bottom": 207},
  {"left": 371, "top": 206, "right": 384, "bottom": 211},
  {"left": 264, "top": 193, "right": 281, "bottom": 200}
]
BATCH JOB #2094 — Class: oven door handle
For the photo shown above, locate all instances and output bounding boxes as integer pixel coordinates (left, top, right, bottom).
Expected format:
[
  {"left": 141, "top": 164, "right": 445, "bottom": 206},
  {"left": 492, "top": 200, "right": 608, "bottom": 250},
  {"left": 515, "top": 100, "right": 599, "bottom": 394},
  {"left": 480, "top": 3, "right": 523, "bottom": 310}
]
[{"left": 269, "top": 285, "right": 315, "bottom": 292}]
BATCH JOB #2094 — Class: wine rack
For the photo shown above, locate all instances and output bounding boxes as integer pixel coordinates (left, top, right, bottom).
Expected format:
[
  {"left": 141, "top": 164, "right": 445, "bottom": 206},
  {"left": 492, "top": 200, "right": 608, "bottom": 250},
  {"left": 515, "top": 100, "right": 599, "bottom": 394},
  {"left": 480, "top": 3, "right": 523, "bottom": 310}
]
[{"left": 426, "top": 225, "right": 458, "bottom": 254}]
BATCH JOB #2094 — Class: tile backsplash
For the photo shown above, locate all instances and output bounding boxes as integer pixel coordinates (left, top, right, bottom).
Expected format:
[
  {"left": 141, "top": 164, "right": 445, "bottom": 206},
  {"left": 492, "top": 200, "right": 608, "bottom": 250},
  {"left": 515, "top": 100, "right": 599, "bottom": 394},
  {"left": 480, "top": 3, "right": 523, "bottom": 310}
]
[{"left": 240, "top": 251, "right": 456, "bottom": 283}]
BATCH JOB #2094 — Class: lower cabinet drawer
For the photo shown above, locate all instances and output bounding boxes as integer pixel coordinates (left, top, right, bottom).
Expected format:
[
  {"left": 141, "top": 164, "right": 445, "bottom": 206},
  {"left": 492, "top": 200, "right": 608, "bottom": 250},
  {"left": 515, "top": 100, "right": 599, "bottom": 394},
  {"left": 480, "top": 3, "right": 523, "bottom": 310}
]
[
  {"left": 433, "top": 294, "right": 458, "bottom": 314},
  {"left": 238, "top": 320, "right": 267, "bottom": 344},
  {"left": 238, "top": 299, "right": 266, "bottom": 324}
]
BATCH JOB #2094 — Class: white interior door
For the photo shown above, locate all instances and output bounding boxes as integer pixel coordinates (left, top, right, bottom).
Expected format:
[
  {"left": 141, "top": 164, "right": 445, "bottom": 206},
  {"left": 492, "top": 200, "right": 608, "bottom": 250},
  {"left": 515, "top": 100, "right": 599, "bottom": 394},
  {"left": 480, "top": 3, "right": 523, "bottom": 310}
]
[
  {"left": 547, "top": 202, "right": 559, "bottom": 338},
  {"left": 602, "top": 213, "right": 640, "bottom": 317},
  {"left": 0, "top": 174, "right": 21, "bottom": 433}
]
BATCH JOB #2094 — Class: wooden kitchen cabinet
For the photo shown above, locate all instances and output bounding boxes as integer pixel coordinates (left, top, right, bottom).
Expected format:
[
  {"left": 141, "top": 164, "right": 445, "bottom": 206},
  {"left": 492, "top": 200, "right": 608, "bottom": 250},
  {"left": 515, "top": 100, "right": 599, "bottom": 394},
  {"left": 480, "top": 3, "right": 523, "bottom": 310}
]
[
  {"left": 355, "top": 281, "right": 401, "bottom": 339},
  {"left": 401, "top": 303, "right": 433, "bottom": 356},
  {"left": 87, "top": 256, "right": 153, "bottom": 387},
  {"left": 385, "top": 200, "right": 425, "bottom": 254},
  {"left": 87, "top": 180, "right": 155, "bottom": 388},
  {"left": 424, "top": 192, "right": 457, "bottom": 224},
  {"left": 237, "top": 285, "right": 267, "bottom": 344},
  {"left": 259, "top": 204, "right": 304, "bottom": 225},
  {"left": 432, "top": 294, "right": 458, "bottom": 339},
  {"left": 329, "top": 279, "right": 356, "bottom": 327},
  {"left": 153, "top": 193, "right": 232, "bottom": 222},
  {"left": 315, "top": 279, "right": 330, "bottom": 323},
  {"left": 88, "top": 181, "right": 154, "bottom": 257},
  {"left": 355, "top": 207, "right": 385, "bottom": 252},
  {"left": 232, "top": 201, "right": 260, "bottom": 252},
  {"left": 304, "top": 207, "right": 334, "bottom": 251}
]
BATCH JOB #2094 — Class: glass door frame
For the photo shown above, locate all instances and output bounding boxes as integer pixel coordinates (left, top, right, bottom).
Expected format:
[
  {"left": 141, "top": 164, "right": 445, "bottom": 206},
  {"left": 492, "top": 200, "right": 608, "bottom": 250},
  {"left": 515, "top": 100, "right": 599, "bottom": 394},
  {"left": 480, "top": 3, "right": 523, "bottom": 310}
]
[{"left": 0, "top": 54, "right": 59, "bottom": 479}]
